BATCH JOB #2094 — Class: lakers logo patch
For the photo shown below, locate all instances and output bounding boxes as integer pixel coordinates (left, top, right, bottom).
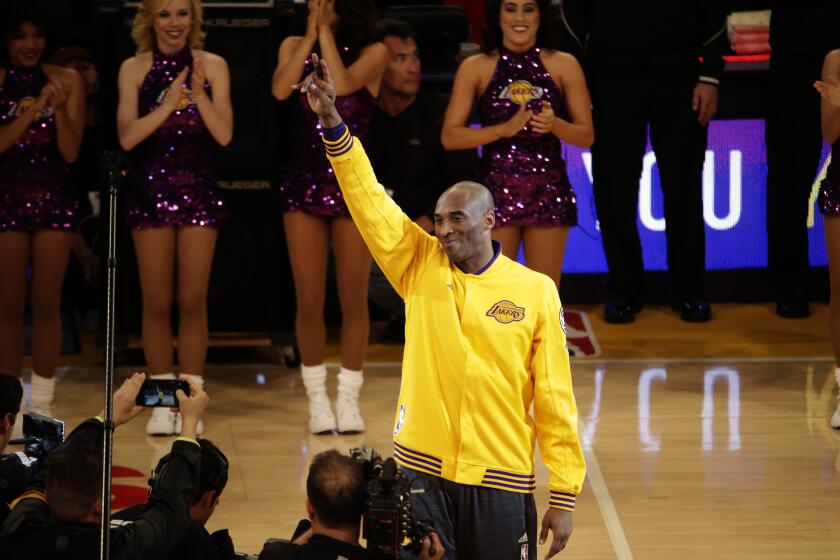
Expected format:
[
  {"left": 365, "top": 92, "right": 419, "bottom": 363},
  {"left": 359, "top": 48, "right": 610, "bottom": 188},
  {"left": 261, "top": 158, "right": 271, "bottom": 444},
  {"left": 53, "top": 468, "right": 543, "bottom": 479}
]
[
  {"left": 8, "top": 97, "right": 54, "bottom": 120},
  {"left": 499, "top": 80, "right": 544, "bottom": 105},
  {"left": 156, "top": 85, "right": 194, "bottom": 110},
  {"left": 486, "top": 300, "right": 525, "bottom": 324}
]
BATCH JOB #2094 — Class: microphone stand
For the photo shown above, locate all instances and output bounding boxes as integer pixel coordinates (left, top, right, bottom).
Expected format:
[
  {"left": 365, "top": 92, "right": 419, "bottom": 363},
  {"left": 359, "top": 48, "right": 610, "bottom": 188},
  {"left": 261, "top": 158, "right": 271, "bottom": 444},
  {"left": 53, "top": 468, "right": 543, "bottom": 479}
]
[{"left": 99, "top": 151, "right": 128, "bottom": 560}]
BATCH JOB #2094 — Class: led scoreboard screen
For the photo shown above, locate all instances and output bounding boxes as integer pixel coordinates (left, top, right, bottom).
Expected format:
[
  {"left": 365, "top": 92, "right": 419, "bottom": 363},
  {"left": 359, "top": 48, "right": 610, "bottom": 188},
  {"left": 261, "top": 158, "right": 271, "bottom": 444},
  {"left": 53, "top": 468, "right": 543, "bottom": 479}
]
[{"left": 558, "top": 119, "right": 830, "bottom": 273}]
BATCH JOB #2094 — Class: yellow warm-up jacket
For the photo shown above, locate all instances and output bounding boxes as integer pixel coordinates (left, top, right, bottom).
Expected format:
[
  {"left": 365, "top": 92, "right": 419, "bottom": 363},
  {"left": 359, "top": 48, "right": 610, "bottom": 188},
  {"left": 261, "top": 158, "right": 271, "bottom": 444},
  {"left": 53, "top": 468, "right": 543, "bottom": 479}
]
[{"left": 323, "top": 127, "right": 585, "bottom": 511}]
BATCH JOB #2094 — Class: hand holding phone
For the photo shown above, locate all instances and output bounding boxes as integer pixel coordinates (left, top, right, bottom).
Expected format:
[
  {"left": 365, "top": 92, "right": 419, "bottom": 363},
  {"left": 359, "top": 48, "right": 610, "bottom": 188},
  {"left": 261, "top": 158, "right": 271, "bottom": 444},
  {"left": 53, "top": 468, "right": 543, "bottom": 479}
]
[{"left": 135, "top": 379, "right": 191, "bottom": 408}]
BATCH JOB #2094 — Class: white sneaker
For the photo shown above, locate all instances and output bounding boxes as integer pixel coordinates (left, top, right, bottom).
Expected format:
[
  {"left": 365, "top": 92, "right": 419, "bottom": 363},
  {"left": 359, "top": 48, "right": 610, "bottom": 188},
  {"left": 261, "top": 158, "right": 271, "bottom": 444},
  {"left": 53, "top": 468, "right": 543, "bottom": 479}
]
[
  {"left": 146, "top": 408, "right": 177, "bottom": 436},
  {"left": 173, "top": 413, "right": 204, "bottom": 436},
  {"left": 336, "top": 394, "right": 364, "bottom": 434},
  {"left": 307, "top": 391, "right": 337, "bottom": 434},
  {"left": 831, "top": 397, "right": 840, "bottom": 429}
]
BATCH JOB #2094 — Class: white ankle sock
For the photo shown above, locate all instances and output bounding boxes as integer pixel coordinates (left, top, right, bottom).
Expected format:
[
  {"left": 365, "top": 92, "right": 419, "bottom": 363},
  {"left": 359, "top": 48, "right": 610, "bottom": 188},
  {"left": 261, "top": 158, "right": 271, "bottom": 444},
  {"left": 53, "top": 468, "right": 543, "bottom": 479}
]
[
  {"left": 30, "top": 372, "right": 55, "bottom": 410},
  {"left": 301, "top": 364, "right": 328, "bottom": 395},
  {"left": 337, "top": 367, "right": 364, "bottom": 398},
  {"left": 150, "top": 372, "right": 176, "bottom": 380}
]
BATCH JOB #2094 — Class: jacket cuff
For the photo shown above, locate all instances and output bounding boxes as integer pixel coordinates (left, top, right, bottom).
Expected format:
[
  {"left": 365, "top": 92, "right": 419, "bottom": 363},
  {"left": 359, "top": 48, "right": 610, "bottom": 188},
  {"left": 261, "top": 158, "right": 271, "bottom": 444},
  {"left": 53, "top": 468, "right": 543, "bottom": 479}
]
[
  {"left": 549, "top": 490, "right": 576, "bottom": 511},
  {"left": 322, "top": 123, "right": 354, "bottom": 157},
  {"left": 322, "top": 121, "right": 346, "bottom": 141}
]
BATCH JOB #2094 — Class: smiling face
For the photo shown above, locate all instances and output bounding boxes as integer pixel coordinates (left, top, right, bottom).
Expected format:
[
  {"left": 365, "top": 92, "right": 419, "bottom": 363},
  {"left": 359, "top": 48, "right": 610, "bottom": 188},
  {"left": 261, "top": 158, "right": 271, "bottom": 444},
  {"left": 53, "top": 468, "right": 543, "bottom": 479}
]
[
  {"left": 434, "top": 185, "right": 495, "bottom": 266},
  {"left": 499, "top": 0, "right": 540, "bottom": 51},
  {"left": 151, "top": 0, "right": 192, "bottom": 53},
  {"left": 6, "top": 22, "right": 46, "bottom": 67}
]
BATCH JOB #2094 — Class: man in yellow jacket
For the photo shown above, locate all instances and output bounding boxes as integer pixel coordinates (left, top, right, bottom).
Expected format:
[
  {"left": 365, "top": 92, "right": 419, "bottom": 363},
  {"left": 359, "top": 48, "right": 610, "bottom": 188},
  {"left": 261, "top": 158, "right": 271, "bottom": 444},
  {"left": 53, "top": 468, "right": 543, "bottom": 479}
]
[{"left": 298, "top": 54, "right": 586, "bottom": 559}]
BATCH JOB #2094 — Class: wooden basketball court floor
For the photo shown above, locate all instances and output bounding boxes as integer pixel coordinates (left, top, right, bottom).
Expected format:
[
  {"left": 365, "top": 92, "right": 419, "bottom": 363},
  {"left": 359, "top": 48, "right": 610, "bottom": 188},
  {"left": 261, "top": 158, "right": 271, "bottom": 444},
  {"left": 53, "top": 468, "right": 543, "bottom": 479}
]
[{"left": 17, "top": 303, "right": 840, "bottom": 559}]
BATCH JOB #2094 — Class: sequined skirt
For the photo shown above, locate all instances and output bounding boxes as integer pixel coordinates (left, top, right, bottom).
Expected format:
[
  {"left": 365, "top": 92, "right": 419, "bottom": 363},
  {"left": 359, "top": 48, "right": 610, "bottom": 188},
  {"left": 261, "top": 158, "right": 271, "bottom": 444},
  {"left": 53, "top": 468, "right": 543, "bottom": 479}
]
[
  {"left": 0, "top": 181, "right": 79, "bottom": 232},
  {"left": 819, "top": 174, "right": 840, "bottom": 218},
  {"left": 480, "top": 158, "right": 577, "bottom": 228},
  {"left": 279, "top": 166, "right": 350, "bottom": 218},
  {"left": 127, "top": 177, "right": 226, "bottom": 229}
]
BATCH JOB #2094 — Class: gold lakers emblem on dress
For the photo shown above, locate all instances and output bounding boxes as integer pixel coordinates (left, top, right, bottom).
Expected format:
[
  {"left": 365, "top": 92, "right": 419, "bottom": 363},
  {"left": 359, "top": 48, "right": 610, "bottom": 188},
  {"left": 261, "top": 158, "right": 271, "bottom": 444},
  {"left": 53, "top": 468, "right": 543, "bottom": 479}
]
[
  {"left": 156, "top": 85, "right": 194, "bottom": 110},
  {"left": 486, "top": 300, "right": 525, "bottom": 323},
  {"left": 8, "top": 97, "right": 54, "bottom": 120},
  {"left": 498, "top": 80, "right": 544, "bottom": 105}
]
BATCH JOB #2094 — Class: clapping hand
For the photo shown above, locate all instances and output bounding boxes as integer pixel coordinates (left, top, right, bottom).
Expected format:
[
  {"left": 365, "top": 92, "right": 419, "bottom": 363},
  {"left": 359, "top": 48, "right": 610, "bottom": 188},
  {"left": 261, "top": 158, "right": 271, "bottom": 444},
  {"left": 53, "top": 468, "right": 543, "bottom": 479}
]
[{"left": 161, "top": 67, "right": 190, "bottom": 112}]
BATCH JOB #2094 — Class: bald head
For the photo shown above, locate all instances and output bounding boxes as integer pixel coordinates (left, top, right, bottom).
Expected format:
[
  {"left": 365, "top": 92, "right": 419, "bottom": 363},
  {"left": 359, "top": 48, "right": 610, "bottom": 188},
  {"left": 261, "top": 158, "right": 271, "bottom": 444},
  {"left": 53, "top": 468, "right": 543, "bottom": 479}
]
[
  {"left": 438, "top": 181, "right": 495, "bottom": 216},
  {"left": 434, "top": 181, "right": 496, "bottom": 272}
]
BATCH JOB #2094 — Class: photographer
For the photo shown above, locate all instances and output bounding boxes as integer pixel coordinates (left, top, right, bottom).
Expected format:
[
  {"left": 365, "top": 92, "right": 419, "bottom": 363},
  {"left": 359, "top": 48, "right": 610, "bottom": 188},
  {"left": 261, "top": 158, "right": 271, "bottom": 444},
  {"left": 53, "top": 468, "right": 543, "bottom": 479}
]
[
  {"left": 259, "top": 450, "right": 443, "bottom": 560},
  {"left": 0, "top": 372, "right": 209, "bottom": 559},
  {"left": 113, "top": 438, "right": 235, "bottom": 560},
  {"left": 0, "top": 372, "right": 25, "bottom": 525}
]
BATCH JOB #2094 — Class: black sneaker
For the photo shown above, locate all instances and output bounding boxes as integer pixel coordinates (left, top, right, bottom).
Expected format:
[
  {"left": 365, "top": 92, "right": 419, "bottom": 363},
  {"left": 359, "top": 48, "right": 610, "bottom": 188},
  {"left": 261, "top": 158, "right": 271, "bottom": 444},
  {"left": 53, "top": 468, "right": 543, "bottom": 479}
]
[
  {"left": 672, "top": 299, "right": 711, "bottom": 323},
  {"left": 604, "top": 299, "right": 639, "bottom": 324},
  {"left": 776, "top": 295, "right": 809, "bottom": 319}
]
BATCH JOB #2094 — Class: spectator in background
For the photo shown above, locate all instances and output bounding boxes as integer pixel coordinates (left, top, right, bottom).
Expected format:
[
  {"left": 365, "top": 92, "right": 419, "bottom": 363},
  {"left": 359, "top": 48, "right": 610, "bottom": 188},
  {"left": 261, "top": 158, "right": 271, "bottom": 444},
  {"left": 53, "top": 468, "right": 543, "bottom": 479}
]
[
  {"left": 563, "top": 0, "right": 727, "bottom": 323},
  {"left": 766, "top": 0, "right": 840, "bottom": 318},
  {"left": 366, "top": 19, "right": 478, "bottom": 344}
]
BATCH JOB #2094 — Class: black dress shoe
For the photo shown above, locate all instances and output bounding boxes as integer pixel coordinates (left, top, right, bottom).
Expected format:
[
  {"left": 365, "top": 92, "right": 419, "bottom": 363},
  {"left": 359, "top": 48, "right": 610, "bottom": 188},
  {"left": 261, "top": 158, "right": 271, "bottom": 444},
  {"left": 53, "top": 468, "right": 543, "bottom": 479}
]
[
  {"left": 604, "top": 299, "right": 638, "bottom": 324},
  {"left": 776, "top": 296, "right": 809, "bottom": 318},
  {"left": 672, "top": 298, "right": 711, "bottom": 322}
]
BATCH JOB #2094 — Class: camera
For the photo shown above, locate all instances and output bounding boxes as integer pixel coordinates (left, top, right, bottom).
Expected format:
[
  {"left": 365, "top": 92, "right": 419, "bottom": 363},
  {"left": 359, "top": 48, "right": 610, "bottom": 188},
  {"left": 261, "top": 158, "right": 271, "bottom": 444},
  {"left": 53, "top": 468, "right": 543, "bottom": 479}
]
[
  {"left": 9, "top": 412, "right": 66, "bottom": 462},
  {"left": 350, "top": 447, "right": 436, "bottom": 560},
  {"left": 2, "top": 412, "right": 66, "bottom": 500}
]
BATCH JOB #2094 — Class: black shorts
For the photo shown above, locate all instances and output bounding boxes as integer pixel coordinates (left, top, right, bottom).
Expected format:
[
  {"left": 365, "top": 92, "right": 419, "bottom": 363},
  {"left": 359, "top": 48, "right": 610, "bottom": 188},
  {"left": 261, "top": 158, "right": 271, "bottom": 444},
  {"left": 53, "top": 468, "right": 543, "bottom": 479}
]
[{"left": 400, "top": 467, "right": 538, "bottom": 560}]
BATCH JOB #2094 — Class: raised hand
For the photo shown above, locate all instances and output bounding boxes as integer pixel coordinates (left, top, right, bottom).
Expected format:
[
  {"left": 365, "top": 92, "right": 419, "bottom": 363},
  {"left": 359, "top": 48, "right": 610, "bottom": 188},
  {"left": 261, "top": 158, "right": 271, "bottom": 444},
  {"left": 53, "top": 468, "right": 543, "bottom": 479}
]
[
  {"left": 305, "top": 0, "right": 320, "bottom": 39},
  {"left": 496, "top": 103, "right": 532, "bottom": 138},
  {"left": 317, "top": 0, "right": 334, "bottom": 29},
  {"left": 815, "top": 77, "right": 840, "bottom": 108},
  {"left": 161, "top": 67, "right": 190, "bottom": 112},
  {"left": 177, "top": 376, "right": 210, "bottom": 439},
  {"left": 530, "top": 101, "right": 556, "bottom": 134},
  {"left": 296, "top": 53, "right": 341, "bottom": 127},
  {"left": 100, "top": 372, "right": 147, "bottom": 427}
]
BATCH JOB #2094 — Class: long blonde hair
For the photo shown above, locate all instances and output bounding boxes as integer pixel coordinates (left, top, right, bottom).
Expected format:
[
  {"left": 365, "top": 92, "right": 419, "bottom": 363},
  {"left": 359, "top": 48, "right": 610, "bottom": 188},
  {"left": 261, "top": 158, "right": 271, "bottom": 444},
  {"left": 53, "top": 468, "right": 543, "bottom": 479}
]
[{"left": 130, "top": 0, "right": 205, "bottom": 53}]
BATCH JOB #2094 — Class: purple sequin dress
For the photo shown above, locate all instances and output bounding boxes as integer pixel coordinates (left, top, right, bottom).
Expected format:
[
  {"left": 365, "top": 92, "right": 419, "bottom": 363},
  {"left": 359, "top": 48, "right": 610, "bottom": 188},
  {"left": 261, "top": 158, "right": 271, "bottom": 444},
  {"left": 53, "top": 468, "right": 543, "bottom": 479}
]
[
  {"left": 129, "top": 47, "right": 225, "bottom": 228},
  {"left": 819, "top": 140, "right": 840, "bottom": 217},
  {"left": 280, "top": 47, "right": 376, "bottom": 217},
  {"left": 478, "top": 47, "right": 576, "bottom": 227},
  {"left": 0, "top": 64, "right": 77, "bottom": 231}
]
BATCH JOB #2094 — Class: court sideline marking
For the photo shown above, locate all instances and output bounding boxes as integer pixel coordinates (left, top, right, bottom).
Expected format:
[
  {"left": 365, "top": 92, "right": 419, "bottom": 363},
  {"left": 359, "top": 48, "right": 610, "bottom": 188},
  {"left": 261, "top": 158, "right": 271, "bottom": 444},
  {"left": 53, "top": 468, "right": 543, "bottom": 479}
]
[{"left": 578, "top": 417, "right": 634, "bottom": 560}]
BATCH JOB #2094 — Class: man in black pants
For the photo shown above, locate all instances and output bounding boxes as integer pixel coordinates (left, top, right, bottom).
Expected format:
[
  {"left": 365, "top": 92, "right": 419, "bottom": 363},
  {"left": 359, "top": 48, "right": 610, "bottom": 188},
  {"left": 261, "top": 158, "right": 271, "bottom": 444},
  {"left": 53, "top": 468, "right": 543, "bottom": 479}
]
[
  {"left": 766, "top": 0, "right": 840, "bottom": 318},
  {"left": 565, "top": 1, "right": 727, "bottom": 323}
]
